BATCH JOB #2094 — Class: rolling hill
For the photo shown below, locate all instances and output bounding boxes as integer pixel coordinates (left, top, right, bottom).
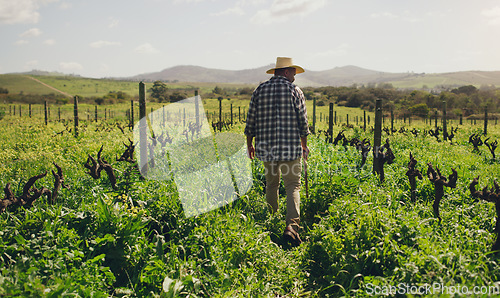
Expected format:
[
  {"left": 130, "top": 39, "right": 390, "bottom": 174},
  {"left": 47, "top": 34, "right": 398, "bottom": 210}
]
[
  {"left": 128, "top": 65, "right": 500, "bottom": 88},
  {"left": 2, "top": 65, "right": 500, "bottom": 99}
]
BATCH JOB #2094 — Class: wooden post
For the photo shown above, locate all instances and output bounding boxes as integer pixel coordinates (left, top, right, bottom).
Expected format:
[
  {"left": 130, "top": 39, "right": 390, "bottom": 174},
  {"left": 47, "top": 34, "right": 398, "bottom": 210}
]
[
  {"left": 195, "top": 90, "right": 200, "bottom": 128},
  {"left": 312, "top": 96, "right": 316, "bottom": 134},
  {"left": 29, "top": 104, "right": 31, "bottom": 118},
  {"left": 346, "top": 114, "right": 349, "bottom": 126},
  {"left": 44, "top": 101, "right": 48, "bottom": 125},
  {"left": 230, "top": 103, "right": 233, "bottom": 125},
  {"left": 484, "top": 106, "right": 488, "bottom": 135},
  {"left": 58, "top": 107, "right": 61, "bottom": 121},
  {"left": 218, "top": 97, "right": 223, "bottom": 125},
  {"left": 434, "top": 111, "right": 438, "bottom": 127},
  {"left": 391, "top": 109, "right": 394, "bottom": 132},
  {"left": 328, "top": 103, "right": 334, "bottom": 143},
  {"left": 73, "top": 96, "right": 79, "bottom": 137},
  {"left": 139, "top": 82, "right": 148, "bottom": 174},
  {"left": 130, "top": 100, "right": 134, "bottom": 129},
  {"left": 363, "top": 110, "right": 367, "bottom": 131},
  {"left": 95, "top": 105, "right": 98, "bottom": 122},
  {"left": 373, "top": 99, "right": 382, "bottom": 174},
  {"left": 442, "top": 100, "right": 447, "bottom": 141}
]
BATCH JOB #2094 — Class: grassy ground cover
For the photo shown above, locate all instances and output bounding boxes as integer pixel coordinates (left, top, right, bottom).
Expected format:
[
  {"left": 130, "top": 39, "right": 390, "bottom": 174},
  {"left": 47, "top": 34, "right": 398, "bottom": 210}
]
[{"left": 0, "top": 106, "right": 499, "bottom": 296}]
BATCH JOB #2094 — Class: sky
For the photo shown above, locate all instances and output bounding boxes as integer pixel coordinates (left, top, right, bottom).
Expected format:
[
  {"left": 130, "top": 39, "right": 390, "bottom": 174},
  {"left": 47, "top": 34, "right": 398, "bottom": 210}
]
[{"left": 1, "top": 0, "right": 500, "bottom": 78}]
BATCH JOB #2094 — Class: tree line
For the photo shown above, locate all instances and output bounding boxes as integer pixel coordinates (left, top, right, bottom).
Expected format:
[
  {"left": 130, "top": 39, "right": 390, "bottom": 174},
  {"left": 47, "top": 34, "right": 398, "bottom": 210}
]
[
  {"left": 302, "top": 84, "right": 500, "bottom": 118},
  {"left": 2, "top": 79, "right": 500, "bottom": 118}
]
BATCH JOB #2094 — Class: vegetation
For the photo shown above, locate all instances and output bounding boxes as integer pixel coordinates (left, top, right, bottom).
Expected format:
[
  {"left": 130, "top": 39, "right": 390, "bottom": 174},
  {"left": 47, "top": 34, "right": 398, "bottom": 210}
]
[{"left": 1, "top": 94, "right": 500, "bottom": 296}]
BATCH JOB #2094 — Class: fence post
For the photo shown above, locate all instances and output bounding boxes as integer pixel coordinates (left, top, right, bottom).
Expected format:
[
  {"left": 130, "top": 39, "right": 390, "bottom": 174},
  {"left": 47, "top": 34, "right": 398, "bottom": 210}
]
[
  {"left": 312, "top": 96, "right": 316, "bottom": 134},
  {"left": 328, "top": 103, "right": 334, "bottom": 143},
  {"left": 95, "top": 105, "right": 98, "bottom": 122},
  {"left": 391, "top": 109, "right": 394, "bottom": 132},
  {"left": 442, "top": 100, "right": 447, "bottom": 141},
  {"left": 139, "top": 82, "right": 148, "bottom": 174},
  {"left": 218, "top": 97, "right": 223, "bottom": 126},
  {"left": 373, "top": 99, "right": 382, "bottom": 175},
  {"left": 195, "top": 90, "right": 200, "bottom": 128},
  {"left": 130, "top": 100, "right": 134, "bottom": 129},
  {"left": 363, "top": 110, "right": 367, "bottom": 131},
  {"left": 44, "top": 101, "right": 48, "bottom": 125},
  {"left": 73, "top": 96, "right": 79, "bottom": 137},
  {"left": 484, "top": 106, "right": 488, "bottom": 135}
]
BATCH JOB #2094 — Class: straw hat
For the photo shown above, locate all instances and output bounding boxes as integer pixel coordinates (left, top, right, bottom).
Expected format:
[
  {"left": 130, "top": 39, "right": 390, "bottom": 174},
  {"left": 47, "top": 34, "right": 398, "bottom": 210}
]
[{"left": 266, "top": 57, "right": 305, "bottom": 74}]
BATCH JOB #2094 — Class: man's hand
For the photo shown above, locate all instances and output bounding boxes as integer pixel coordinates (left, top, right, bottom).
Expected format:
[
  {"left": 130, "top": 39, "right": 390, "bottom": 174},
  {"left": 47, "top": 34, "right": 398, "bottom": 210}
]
[
  {"left": 247, "top": 145, "right": 255, "bottom": 159},
  {"left": 300, "top": 136, "right": 309, "bottom": 161},
  {"left": 246, "top": 135, "right": 255, "bottom": 159},
  {"left": 302, "top": 146, "right": 309, "bottom": 161}
]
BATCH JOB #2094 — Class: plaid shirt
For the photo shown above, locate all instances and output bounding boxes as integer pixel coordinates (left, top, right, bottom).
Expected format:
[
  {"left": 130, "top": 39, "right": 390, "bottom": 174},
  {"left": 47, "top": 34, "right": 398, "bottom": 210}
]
[{"left": 245, "top": 76, "right": 310, "bottom": 161}]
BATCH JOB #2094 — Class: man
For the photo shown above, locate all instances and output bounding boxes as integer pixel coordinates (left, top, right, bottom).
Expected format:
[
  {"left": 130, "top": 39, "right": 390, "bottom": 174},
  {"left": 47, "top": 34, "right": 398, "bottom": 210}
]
[{"left": 245, "top": 57, "right": 310, "bottom": 246}]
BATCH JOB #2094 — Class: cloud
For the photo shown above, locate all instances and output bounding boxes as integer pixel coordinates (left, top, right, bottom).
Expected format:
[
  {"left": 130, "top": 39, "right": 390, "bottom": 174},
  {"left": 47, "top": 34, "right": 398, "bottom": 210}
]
[
  {"left": 59, "top": 62, "right": 83, "bottom": 72},
  {"left": 14, "top": 40, "right": 29, "bottom": 46},
  {"left": 251, "top": 0, "right": 326, "bottom": 24},
  {"left": 90, "top": 40, "right": 121, "bottom": 48},
  {"left": 482, "top": 6, "right": 500, "bottom": 25},
  {"left": 20, "top": 27, "right": 42, "bottom": 38},
  {"left": 44, "top": 39, "right": 55, "bottom": 45},
  {"left": 134, "top": 43, "right": 160, "bottom": 54},
  {"left": 0, "top": 0, "right": 40, "bottom": 24},
  {"left": 211, "top": 7, "right": 245, "bottom": 17}
]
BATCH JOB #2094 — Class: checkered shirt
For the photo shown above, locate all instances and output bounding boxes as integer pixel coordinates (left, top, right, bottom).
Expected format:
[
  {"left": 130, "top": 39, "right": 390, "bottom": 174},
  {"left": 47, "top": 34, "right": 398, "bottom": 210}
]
[{"left": 244, "top": 75, "right": 310, "bottom": 162}]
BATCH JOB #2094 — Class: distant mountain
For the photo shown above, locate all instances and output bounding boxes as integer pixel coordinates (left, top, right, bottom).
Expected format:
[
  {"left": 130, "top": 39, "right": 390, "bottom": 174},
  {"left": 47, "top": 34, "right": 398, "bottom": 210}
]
[
  {"left": 127, "top": 64, "right": 423, "bottom": 87},
  {"left": 129, "top": 65, "right": 273, "bottom": 84},
  {"left": 16, "top": 69, "right": 78, "bottom": 77}
]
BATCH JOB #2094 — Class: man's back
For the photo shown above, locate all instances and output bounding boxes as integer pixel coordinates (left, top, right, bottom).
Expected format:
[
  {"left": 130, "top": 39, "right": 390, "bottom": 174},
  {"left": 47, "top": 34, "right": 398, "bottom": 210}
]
[{"left": 245, "top": 76, "right": 309, "bottom": 162}]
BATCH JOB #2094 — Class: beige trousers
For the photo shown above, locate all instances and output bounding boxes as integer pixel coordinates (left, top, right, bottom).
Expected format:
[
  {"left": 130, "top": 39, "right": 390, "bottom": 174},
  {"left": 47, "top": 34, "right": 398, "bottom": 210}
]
[{"left": 263, "top": 158, "right": 301, "bottom": 232}]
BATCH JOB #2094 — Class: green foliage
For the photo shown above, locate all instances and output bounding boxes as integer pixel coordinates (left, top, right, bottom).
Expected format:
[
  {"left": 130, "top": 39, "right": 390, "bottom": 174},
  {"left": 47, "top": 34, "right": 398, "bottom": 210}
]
[
  {"left": 408, "top": 103, "right": 430, "bottom": 118},
  {"left": 150, "top": 81, "right": 169, "bottom": 103},
  {"left": 1, "top": 102, "right": 500, "bottom": 296}
]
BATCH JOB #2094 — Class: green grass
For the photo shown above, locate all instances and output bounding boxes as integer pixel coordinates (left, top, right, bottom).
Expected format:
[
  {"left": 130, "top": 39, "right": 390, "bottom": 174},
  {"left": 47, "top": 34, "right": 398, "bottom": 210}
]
[
  {"left": 0, "top": 75, "right": 57, "bottom": 95},
  {"left": 0, "top": 74, "right": 257, "bottom": 99},
  {"left": 1, "top": 104, "right": 500, "bottom": 296}
]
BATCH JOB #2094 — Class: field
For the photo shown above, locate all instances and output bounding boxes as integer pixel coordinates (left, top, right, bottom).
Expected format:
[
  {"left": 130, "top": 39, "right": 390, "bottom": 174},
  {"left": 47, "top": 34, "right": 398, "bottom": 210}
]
[
  {"left": 0, "top": 74, "right": 257, "bottom": 99},
  {"left": 1, "top": 96, "right": 500, "bottom": 297}
]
